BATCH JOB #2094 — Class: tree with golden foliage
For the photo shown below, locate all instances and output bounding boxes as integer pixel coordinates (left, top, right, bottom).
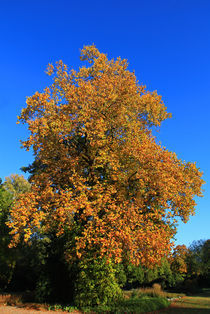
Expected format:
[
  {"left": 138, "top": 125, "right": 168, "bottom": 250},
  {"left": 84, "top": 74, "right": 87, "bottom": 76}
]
[
  {"left": 9, "top": 46, "right": 204, "bottom": 270},
  {"left": 171, "top": 245, "right": 189, "bottom": 274}
]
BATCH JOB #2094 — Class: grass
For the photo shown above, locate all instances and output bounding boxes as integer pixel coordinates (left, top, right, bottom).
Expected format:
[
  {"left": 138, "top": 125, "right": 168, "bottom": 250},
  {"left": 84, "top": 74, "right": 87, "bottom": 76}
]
[
  {"left": 4, "top": 286, "right": 209, "bottom": 313},
  {"left": 115, "top": 295, "right": 170, "bottom": 313},
  {"left": 124, "top": 283, "right": 185, "bottom": 300},
  {"left": 89, "top": 284, "right": 171, "bottom": 313},
  {"left": 48, "top": 304, "right": 79, "bottom": 312},
  {"left": 86, "top": 296, "right": 169, "bottom": 313},
  {"left": 157, "top": 288, "right": 210, "bottom": 313}
]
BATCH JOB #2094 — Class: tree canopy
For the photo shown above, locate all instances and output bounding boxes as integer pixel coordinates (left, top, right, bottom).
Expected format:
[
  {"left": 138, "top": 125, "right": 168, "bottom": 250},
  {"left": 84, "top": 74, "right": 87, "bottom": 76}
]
[{"left": 8, "top": 45, "right": 204, "bottom": 267}]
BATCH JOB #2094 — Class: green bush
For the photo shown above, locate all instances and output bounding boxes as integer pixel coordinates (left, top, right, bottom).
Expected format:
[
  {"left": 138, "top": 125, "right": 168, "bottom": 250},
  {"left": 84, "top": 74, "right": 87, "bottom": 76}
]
[
  {"left": 74, "top": 256, "right": 122, "bottom": 308},
  {"left": 114, "top": 295, "right": 170, "bottom": 313},
  {"left": 35, "top": 274, "right": 52, "bottom": 303},
  {"left": 126, "top": 263, "right": 145, "bottom": 287}
]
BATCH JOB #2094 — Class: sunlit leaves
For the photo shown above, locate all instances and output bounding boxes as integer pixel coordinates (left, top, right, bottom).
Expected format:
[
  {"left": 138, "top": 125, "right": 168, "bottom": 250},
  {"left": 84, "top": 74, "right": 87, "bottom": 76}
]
[{"left": 9, "top": 45, "right": 204, "bottom": 267}]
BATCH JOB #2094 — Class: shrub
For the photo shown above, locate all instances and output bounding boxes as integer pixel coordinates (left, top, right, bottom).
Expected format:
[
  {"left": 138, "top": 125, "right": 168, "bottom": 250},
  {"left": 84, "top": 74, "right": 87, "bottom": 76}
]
[
  {"left": 35, "top": 274, "right": 52, "bottom": 303},
  {"left": 115, "top": 295, "right": 170, "bottom": 313},
  {"left": 74, "top": 256, "right": 122, "bottom": 308}
]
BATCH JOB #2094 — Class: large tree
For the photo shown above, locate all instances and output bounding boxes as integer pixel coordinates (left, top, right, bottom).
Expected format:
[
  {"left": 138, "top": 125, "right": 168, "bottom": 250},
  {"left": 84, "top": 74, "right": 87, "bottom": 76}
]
[{"left": 9, "top": 45, "right": 204, "bottom": 268}]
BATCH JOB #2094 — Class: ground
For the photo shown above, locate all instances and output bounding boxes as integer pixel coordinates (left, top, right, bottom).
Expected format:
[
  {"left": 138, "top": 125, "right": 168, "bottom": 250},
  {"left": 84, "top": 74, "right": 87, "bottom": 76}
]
[
  {"left": 155, "top": 289, "right": 210, "bottom": 314},
  {"left": 0, "top": 289, "right": 210, "bottom": 313},
  {"left": 0, "top": 304, "right": 80, "bottom": 314}
]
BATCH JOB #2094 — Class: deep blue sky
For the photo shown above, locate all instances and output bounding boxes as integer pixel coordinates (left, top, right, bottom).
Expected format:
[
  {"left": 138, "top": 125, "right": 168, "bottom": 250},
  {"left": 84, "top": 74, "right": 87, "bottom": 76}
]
[{"left": 0, "top": 0, "right": 209, "bottom": 247}]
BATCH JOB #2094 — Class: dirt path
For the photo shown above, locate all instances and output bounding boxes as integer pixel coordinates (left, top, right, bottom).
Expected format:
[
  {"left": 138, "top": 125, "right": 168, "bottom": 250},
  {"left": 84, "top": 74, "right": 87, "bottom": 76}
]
[
  {"left": 0, "top": 305, "right": 76, "bottom": 314},
  {"left": 0, "top": 294, "right": 80, "bottom": 314},
  {"left": 0, "top": 305, "right": 80, "bottom": 314}
]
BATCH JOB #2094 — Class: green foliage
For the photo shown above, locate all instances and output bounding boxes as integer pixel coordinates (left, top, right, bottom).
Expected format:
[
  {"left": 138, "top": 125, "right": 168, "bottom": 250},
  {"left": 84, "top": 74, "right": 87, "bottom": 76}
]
[
  {"left": 120, "top": 256, "right": 187, "bottom": 291},
  {"left": 0, "top": 174, "right": 31, "bottom": 290},
  {"left": 156, "top": 258, "right": 185, "bottom": 288},
  {"left": 202, "top": 240, "right": 210, "bottom": 284},
  {"left": 126, "top": 263, "right": 145, "bottom": 286},
  {"left": 114, "top": 262, "right": 127, "bottom": 287},
  {"left": 114, "top": 295, "right": 170, "bottom": 313},
  {"left": 0, "top": 175, "right": 32, "bottom": 291},
  {"left": 3, "top": 174, "right": 31, "bottom": 200},
  {"left": 186, "top": 239, "right": 210, "bottom": 288},
  {"left": 74, "top": 256, "right": 122, "bottom": 308},
  {"left": 156, "top": 259, "right": 172, "bottom": 287},
  {"left": 48, "top": 304, "right": 79, "bottom": 312},
  {"left": 35, "top": 274, "right": 52, "bottom": 303},
  {"left": 31, "top": 234, "right": 76, "bottom": 303},
  {"left": 187, "top": 240, "right": 204, "bottom": 274},
  {"left": 0, "top": 179, "right": 15, "bottom": 290},
  {"left": 8, "top": 242, "right": 39, "bottom": 292},
  {"left": 145, "top": 267, "right": 158, "bottom": 283}
]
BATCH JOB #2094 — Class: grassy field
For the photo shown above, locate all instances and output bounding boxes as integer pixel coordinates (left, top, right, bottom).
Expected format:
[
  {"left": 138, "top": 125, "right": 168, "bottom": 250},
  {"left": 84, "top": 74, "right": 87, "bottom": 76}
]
[{"left": 156, "top": 289, "right": 210, "bottom": 314}]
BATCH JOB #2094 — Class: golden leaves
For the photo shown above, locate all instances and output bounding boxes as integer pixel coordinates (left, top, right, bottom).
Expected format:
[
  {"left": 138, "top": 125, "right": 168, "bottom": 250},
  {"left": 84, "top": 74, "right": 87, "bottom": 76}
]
[{"left": 10, "top": 45, "right": 204, "bottom": 267}]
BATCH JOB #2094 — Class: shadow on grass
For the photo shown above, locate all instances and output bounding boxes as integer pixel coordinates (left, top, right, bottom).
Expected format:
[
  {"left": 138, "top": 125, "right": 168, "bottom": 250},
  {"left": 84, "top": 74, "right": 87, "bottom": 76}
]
[
  {"left": 156, "top": 292, "right": 210, "bottom": 314},
  {"left": 157, "top": 308, "right": 210, "bottom": 313},
  {"left": 193, "top": 289, "right": 210, "bottom": 298}
]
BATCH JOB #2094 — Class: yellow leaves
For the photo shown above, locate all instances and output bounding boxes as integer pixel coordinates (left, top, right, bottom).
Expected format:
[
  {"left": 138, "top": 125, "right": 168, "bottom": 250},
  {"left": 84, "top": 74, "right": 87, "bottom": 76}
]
[
  {"left": 80, "top": 44, "right": 101, "bottom": 62},
  {"left": 46, "top": 63, "right": 54, "bottom": 76},
  {"left": 10, "top": 45, "right": 204, "bottom": 267},
  {"left": 140, "top": 91, "right": 171, "bottom": 126}
]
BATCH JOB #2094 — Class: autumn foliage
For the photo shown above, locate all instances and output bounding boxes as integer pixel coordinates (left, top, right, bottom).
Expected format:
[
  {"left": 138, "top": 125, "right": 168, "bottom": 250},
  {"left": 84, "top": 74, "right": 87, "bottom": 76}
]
[
  {"left": 171, "top": 245, "right": 189, "bottom": 274},
  {"left": 8, "top": 45, "right": 204, "bottom": 267}
]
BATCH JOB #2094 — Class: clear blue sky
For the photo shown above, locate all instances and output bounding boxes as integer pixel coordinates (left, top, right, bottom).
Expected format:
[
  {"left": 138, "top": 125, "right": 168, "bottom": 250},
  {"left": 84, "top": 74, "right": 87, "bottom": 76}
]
[{"left": 0, "top": 0, "right": 209, "bottom": 247}]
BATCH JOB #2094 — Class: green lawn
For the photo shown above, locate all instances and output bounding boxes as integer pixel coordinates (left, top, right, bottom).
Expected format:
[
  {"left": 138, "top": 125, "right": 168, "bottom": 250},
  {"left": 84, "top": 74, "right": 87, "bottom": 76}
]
[{"left": 157, "top": 289, "right": 210, "bottom": 314}]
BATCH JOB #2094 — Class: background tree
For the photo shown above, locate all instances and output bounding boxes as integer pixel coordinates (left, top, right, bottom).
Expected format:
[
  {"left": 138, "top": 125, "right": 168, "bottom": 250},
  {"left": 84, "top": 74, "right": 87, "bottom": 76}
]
[
  {"left": 186, "top": 239, "right": 210, "bottom": 287},
  {"left": 8, "top": 45, "right": 204, "bottom": 305},
  {"left": 171, "top": 245, "right": 188, "bottom": 274},
  {"left": 202, "top": 239, "right": 210, "bottom": 279},
  {"left": 3, "top": 174, "right": 31, "bottom": 200},
  {"left": 0, "top": 175, "right": 31, "bottom": 290},
  {"left": 0, "top": 178, "right": 14, "bottom": 289}
]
